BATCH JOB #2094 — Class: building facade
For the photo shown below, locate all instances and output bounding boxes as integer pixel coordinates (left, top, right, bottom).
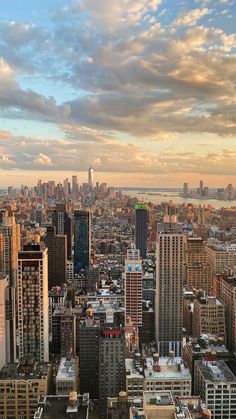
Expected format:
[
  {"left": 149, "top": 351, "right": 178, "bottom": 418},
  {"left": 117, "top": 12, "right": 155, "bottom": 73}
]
[
  {"left": 74, "top": 210, "right": 91, "bottom": 273},
  {"left": 156, "top": 221, "right": 184, "bottom": 356},
  {"left": 18, "top": 243, "right": 49, "bottom": 362}
]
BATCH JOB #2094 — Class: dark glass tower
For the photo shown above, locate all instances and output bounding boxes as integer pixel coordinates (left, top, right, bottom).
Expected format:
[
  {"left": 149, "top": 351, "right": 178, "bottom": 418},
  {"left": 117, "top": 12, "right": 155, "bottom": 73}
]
[
  {"left": 52, "top": 203, "right": 72, "bottom": 260},
  {"left": 135, "top": 204, "right": 148, "bottom": 259},
  {"left": 74, "top": 210, "right": 91, "bottom": 273}
]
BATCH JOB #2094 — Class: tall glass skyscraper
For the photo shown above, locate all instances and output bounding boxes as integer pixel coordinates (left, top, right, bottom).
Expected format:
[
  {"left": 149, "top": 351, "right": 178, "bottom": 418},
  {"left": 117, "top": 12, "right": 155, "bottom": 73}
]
[{"left": 74, "top": 210, "right": 91, "bottom": 273}]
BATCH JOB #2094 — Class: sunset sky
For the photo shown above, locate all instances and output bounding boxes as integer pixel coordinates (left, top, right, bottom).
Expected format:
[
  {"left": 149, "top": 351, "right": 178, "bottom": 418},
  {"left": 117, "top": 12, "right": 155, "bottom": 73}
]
[{"left": 0, "top": 0, "right": 236, "bottom": 187}]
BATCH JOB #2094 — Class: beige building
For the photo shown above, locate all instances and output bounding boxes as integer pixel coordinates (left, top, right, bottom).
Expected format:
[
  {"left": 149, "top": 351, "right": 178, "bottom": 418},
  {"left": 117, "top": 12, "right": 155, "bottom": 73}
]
[
  {"left": 156, "top": 221, "right": 184, "bottom": 356},
  {"left": 0, "top": 359, "right": 51, "bottom": 419},
  {"left": 18, "top": 243, "right": 49, "bottom": 362},
  {"left": 144, "top": 355, "right": 191, "bottom": 397},
  {"left": 192, "top": 297, "right": 225, "bottom": 339},
  {"left": 206, "top": 243, "right": 236, "bottom": 275},
  {"left": 184, "top": 237, "right": 212, "bottom": 294}
]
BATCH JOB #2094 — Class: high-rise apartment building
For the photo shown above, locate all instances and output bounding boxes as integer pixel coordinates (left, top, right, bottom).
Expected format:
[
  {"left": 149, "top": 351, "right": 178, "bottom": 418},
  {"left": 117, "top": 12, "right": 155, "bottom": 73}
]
[
  {"left": 125, "top": 245, "right": 142, "bottom": 327},
  {"left": 192, "top": 296, "right": 225, "bottom": 338},
  {"left": 18, "top": 243, "right": 49, "bottom": 362},
  {"left": 74, "top": 210, "right": 91, "bottom": 273},
  {"left": 52, "top": 203, "right": 72, "bottom": 260},
  {"left": 0, "top": 214, "right": 20, "bottom": 287},
  {"left": 99, "top": 328, "right": 125, "bottom": 419},
  {"left": 135, "top": 204, "right": 148, "bottom": 259},
  {"left": 184, "top": 237, "right": 212, "bottom": 294},
  {"left": 43, "top": 225, "right": 67, "bottom": 288},
  {"left": 156, "top": 220, "right": 184, "bottom": 356}
]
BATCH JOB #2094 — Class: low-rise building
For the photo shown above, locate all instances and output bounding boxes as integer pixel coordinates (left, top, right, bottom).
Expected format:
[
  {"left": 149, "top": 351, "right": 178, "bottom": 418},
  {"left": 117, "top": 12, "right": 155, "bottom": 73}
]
[
  {"left": 192, "top": 297, "right": 225, "bottom": 339},
  {"left": 144, "top": 354, "right": 191, "bottom": 397}
]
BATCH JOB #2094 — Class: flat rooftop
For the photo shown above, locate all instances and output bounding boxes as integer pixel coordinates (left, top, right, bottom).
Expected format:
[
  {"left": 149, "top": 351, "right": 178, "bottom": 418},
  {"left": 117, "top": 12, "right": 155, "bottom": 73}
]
[
  {"left": 144, "top": 357, "right": 191, "bottom": 381},
  {"left": 33, "top": 395, "right": 89, "bottom": 419},
  {"left": 143, "top": 390, "right": 174, "bottom": 407},
  {"left": 196, "top": 360, "right": 236, "bottom": 382},
  {"left": 56, "top": 357, "right": 78, "bottom": 381},
  {"left": 0, "top": 361, "right": 49, "bottom": 380}
]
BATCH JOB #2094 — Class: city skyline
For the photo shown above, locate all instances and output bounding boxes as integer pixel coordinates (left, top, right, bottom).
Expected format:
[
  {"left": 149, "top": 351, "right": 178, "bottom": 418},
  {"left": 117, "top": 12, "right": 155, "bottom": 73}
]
[{"left": 0, "top": 1, "right": 236, "bottom": 187}]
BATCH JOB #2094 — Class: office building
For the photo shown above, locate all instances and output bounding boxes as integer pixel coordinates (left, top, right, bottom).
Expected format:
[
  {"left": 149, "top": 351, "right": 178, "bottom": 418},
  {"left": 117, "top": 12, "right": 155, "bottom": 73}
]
[
  {"left": 18, "top": 243, "right": 49, "bottom": 362},
  {"left": 156, "top": 220, "right": 184, "bottom": 356},
  {"left": 0, "top": 214, "right": 20, "bottom": 287},
  {"left": 194, "top": 359, "right": 236, "bottom": 418},
  {"left": 99, "top": 328, "right": 126, "bottom": 419},
  {"left": 0, "top": 359, "right": 51, "bottom": 419},
  {"left": 135, "top": 204, "right": 148, "bottom": 259},
  {"left": 52, "top": 203, "right": 72, "bottom": 260},
  {"left": 85, "top": 265, "right": 100, "bottom": 291},
  {"left": 74, "top": 210, "right": 91, "bottom": 273},
  {"left": 0, "top": 233, "right": 4, "bottom": 275},
  {"left": 56, "top": 354, "right": 79, "bottom": 395},
  {"left": 79, "top": 312, "right": 100, "bottom": 399},
  {"left": 125, "top": 245, "right": 142, "bottom": 327},
  {"left": 43, "top": 225, "right": 67, "bottom": 288},
  {"left": 192, "top": 296, "right": 225, "bottom": 339},
  {"left": 184, "top": 237, "right": 212, "bottom": 294}
]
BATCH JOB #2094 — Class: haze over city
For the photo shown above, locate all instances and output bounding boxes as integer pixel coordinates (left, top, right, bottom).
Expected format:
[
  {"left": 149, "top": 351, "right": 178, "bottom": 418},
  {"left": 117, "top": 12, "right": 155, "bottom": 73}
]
[{"left": 0, "top": 0, "right": 236, "bottom": 187}]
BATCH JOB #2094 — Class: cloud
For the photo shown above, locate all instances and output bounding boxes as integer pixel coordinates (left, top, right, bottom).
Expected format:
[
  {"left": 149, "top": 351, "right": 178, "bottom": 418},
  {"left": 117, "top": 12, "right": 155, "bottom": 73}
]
[
  {"left": 33, "top": 153, "right": 53, "bottom": 166},
  {"left": 173, "top": 8, "right": 212, "bottom": 27}
]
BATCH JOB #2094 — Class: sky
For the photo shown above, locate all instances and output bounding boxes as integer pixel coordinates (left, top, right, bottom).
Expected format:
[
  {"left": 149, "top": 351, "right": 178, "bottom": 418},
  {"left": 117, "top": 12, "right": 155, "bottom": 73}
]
[{"left": 0, "top": 0, "right": 236, "bottom": 188}]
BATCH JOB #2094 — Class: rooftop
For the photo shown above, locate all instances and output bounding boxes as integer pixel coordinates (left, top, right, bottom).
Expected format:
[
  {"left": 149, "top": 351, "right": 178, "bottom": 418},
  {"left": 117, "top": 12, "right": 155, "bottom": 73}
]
[
  {"left": 33, "top": 394, "right": 89, "bottom": 419},
  {"left": 196, "top": 360, "right": 236, "bottom": 382},
  {"left": 144, "top": 357, "right": 191, "bottom": 381},
  {"left": 56, "top": 357, "right": 78, "bottom": 382},
  {"left": 0, "top": 359, "right": 50, "bottom": 380}
]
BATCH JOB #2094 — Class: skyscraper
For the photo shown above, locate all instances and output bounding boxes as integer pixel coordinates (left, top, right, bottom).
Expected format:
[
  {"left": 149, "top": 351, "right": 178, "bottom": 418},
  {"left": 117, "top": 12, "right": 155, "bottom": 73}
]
[
  {"left": 156, "top": 219, "right": 184, "bottom": 356},
  {"left": 18, "top": 243, "right": 49, "bottom": 362},
  {"left": 135, "top": 204, "right": 148, "bottom": 259},
  {"left": 125, "top": 245, "right": 142, "bottom": 327},
  {"left": 99, "top": 328, "right": 125, "bottom": 418},
  {"left": 52, "top": 203, "right": 72, "bottom": 260},
  {"left": 72, "top": 175, "right": 78, "bottom": 194},
  {"left": 88, "top": 164, "right": 94, "bottom": 188},
  {"left": 74, "top": 210, "right": 91, "bottom": 273},
  {"left": 0, "top": 214, "right": 20, "bottom": 287},
  {"left": 43, "top": 225, "right": 67, "bottom": 288}
]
